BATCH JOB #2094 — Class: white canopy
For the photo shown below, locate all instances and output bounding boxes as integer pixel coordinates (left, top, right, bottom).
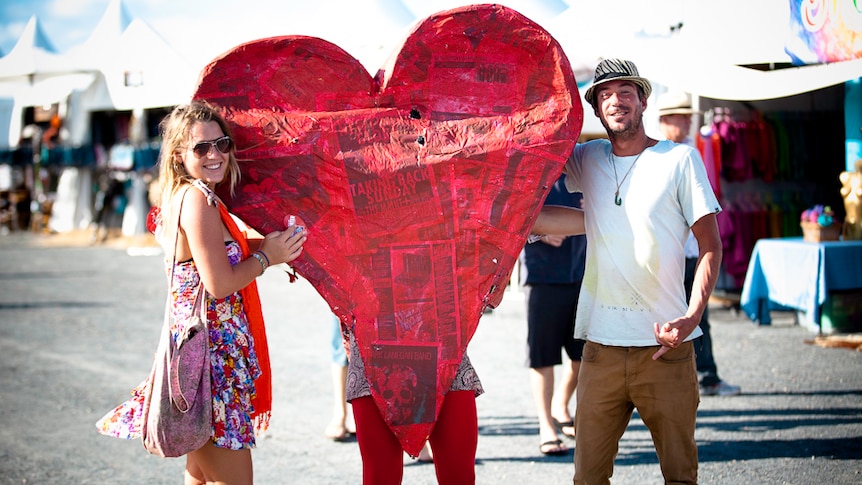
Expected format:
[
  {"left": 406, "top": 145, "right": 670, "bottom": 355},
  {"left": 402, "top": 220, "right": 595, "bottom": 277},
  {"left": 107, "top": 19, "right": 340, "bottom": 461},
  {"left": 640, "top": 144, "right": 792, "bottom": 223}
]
[
  {"left": 546, "top": 0, "right": 862, "bottom": 134},
  {"left": 58, "top": 0, "right": 198, "bottom": 111},
  {"left": 0, "top": 1, "right": 201, "bottom": 146},
  {"left": 0, "top": 16, "right": 97, "bottom": 147},
  {"left": 609, "top": 0, "right": 861, "bottom": 102},
  {"left": 638, "top": 56, "right": 862, "bottom": 102},
  {"left": 0, "top": 16, "right": 78, "bottom": 80},
  {"left": 0, "top": 15, "right": 97, "bottom": 103}
]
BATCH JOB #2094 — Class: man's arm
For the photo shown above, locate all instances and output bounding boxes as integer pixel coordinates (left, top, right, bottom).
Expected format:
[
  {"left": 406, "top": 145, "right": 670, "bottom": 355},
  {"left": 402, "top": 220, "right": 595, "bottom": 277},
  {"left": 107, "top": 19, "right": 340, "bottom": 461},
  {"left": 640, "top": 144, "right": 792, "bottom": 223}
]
[
  {"left": 653, "top": 212, "right": 722, "bottom": 359},
  {"left": 688, "top": 212, "right": 722, "bottom": 322},
  {"left": 532, "top": 205, "right": 585, "bottom": 236}
]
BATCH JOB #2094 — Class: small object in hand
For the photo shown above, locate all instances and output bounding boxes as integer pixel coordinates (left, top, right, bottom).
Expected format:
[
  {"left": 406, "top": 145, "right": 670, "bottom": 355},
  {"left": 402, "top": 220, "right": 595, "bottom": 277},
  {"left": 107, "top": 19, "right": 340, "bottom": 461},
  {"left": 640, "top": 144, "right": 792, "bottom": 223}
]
[{"left": 287, "top": 214, "right": 304, "bottom": 236}]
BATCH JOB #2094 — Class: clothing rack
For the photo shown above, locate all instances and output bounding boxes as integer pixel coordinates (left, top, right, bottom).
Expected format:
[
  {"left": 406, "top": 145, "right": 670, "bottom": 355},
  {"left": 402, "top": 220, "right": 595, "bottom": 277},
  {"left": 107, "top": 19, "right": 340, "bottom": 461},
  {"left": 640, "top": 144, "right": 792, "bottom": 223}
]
[{"left": 698, "top": 107, "right": 845, "bottom": 292}]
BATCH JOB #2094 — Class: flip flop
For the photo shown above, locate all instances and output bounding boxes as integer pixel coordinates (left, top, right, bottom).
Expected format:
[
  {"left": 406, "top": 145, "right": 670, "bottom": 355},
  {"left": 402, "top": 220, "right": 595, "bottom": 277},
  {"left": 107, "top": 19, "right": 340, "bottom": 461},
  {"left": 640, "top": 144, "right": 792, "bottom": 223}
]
[
  {"left": 323, "top": 423, "right": 355, "bottom": 442},
  {"left": 552, "top": 418, "right": 576, "bottom": 439},
  {"left": 539, "top": 439, "right": 568, "bottom": 456}
]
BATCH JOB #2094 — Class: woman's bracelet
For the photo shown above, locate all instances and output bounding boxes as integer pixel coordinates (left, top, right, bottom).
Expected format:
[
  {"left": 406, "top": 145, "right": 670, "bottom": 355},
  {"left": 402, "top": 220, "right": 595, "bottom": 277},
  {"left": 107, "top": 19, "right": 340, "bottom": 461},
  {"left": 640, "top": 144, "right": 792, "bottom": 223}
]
[
  {"left": 251, "top": 252, "right": 268, "bottom": 275},
  {"left": 255, "top": 250, "right": 270, "bottom": 266}
]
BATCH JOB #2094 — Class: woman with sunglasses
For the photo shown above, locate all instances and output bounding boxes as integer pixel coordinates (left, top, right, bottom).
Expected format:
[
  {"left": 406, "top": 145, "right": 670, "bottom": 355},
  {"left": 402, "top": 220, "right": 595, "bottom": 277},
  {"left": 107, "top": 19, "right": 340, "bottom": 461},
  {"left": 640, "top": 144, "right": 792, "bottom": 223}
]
[{"left": 97, "top": 100, "right": 306, "bottom": 484}]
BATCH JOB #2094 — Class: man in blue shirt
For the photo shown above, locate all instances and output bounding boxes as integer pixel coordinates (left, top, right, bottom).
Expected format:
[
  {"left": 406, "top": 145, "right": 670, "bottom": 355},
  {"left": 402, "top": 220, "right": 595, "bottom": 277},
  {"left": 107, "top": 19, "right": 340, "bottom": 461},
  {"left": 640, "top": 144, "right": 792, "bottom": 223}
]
[{"left": 521, "top": 173, "right": 586, "bottom": 455}]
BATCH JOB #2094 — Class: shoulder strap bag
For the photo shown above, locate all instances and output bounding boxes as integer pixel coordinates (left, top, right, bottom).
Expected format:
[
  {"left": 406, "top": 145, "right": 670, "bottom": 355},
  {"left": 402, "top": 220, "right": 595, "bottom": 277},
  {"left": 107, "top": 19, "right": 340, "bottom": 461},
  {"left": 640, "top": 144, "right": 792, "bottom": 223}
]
[{"left": 141, "top": 185, "right": 212, "bottom": 457}]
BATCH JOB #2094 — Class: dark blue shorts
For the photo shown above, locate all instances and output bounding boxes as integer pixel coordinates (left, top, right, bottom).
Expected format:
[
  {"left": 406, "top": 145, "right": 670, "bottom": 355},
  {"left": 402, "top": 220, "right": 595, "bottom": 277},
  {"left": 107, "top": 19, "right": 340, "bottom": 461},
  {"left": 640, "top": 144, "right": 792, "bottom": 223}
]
[{"left": 525, "top": 283, "right": 585, "bottom": 368}]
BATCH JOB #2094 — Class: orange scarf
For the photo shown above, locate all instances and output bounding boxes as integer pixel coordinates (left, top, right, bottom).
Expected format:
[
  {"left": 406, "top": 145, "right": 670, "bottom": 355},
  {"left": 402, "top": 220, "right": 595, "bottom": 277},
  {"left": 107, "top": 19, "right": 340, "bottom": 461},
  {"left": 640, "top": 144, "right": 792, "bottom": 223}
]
[{"left": 218, "top": 203, "right": 272, "bottom": 432}]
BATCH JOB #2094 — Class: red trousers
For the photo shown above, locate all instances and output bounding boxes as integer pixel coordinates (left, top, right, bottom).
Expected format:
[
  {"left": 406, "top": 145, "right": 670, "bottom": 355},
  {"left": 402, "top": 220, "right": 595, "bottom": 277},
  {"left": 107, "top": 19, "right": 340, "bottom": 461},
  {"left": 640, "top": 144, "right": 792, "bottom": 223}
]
[{"left": 352, "top": 390, "right": 477, "bottom": 485}]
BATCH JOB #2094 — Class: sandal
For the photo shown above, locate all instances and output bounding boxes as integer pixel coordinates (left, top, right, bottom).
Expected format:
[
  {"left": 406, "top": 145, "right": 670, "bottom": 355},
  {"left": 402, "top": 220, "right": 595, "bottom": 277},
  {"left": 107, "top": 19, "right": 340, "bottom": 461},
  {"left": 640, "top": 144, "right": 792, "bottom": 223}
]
[
  {"left": 552, "top": 417, "right": 576, "bottom": 439},
  {"left": 539, "top": 439, "right": 568, "bottom": 456},
  {"left": 323, "top": 421, "right": 354, "bottom": 442}
]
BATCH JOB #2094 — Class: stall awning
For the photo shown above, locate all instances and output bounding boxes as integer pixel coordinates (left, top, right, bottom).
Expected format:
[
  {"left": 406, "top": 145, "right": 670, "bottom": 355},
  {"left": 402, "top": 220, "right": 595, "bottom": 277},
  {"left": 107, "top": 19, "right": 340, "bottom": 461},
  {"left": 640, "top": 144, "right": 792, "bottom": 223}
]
[{"left": 637, "top": 57, "right": 862, "bottom": 101}]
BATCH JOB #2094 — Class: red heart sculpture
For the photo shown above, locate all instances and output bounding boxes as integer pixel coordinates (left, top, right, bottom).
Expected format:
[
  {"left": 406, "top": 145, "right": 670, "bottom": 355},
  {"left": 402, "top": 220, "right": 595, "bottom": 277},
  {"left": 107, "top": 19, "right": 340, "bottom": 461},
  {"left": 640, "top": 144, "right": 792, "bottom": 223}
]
[{"left": 193, "top": 4, "right": 582, "bottom": 455}]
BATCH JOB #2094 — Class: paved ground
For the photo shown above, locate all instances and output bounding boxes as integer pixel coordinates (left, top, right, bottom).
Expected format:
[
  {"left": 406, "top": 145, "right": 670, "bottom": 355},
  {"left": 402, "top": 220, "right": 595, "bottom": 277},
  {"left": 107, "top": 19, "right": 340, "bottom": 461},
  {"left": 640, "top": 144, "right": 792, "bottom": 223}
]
[{"left": 1, "top": 231, "right": 861, "bottom": 484}]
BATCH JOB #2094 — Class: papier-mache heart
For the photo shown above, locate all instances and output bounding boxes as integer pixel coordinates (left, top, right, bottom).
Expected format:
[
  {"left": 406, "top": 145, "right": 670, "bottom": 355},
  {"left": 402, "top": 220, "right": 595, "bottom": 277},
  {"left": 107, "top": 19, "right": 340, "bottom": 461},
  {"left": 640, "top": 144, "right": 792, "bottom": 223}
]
[{"left": 193, "top": 3, "right": 583, "bottom": 455}]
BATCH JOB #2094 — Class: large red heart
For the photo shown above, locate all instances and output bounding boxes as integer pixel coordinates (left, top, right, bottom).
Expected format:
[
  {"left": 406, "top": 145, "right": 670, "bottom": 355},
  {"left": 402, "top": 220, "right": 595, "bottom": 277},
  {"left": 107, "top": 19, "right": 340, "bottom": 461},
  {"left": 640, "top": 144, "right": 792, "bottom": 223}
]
[{"left": 193, "top": 4, "right": 582, "bottom": 455}]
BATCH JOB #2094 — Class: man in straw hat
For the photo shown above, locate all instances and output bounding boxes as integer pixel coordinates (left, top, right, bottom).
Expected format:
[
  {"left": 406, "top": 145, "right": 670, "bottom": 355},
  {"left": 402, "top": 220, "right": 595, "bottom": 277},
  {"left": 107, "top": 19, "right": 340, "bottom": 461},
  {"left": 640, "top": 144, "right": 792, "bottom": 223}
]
[
  {"left": 532, "top": 59, "right": 722, "bottom": 484},
  {"left": 657, "top": 90, "right": 741, "bottom": 398},
  {"left": 656, "top": 91, "right": 699, "bottom": 144}
]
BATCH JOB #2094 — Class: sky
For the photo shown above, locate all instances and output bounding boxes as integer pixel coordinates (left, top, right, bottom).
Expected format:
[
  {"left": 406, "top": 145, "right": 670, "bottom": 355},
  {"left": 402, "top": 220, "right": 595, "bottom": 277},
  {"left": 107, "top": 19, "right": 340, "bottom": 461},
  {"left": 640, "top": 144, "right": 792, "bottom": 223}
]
[
  {"left": 0, "top": 0, "right": 412, "bottom": 70},
  {"left": 0, "top": 0, "right": 701, "bottom": 71},
  {"left": 0, "top": 0, "right": 809, "bottom": 108},
  {"left": 0, "top": 0, "right": 147, "bottom": 53}
]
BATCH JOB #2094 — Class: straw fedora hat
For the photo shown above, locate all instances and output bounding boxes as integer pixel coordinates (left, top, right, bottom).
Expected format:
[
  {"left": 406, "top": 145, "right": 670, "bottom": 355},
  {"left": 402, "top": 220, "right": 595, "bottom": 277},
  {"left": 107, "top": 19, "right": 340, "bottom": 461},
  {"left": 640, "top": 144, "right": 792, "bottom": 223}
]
[
  {"left": 584, "top": 58, "right": 652, "bottom": 107},
  {"left": 656, "top": 91, "right": 701, "bottom": 116}
]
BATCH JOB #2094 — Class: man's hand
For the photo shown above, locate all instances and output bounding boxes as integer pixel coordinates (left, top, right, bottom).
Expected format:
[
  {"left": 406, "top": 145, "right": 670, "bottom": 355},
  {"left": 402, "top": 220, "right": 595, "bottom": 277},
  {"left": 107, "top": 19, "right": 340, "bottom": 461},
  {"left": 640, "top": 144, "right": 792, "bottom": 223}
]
[
  {"left": 652, "top": 314, "right": 700, "bottom": 360},
  {"left": 541, "top": 234, "right": 566, "bottom": 247}
]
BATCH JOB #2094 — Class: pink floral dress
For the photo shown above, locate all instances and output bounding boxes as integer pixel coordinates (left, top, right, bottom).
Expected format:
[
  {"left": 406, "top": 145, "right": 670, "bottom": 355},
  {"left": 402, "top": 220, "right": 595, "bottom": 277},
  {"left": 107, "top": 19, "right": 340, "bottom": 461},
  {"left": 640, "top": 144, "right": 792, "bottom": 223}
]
[{"left": 96, "top": 242, "right": 262, "bottom": 450}]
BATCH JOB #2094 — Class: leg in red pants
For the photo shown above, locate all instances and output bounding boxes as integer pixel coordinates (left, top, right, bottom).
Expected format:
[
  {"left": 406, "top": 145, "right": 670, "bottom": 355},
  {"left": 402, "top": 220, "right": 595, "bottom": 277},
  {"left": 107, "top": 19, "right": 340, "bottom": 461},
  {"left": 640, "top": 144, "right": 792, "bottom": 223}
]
[
  {"left": 352, "top": 395, "right": 404, "bottom": 485},
  {"left": 352, "top": 390, "right": 478, "bottom": 485},
  {"left": 429, "top": 390, "right": 477, "bottom": 485}
]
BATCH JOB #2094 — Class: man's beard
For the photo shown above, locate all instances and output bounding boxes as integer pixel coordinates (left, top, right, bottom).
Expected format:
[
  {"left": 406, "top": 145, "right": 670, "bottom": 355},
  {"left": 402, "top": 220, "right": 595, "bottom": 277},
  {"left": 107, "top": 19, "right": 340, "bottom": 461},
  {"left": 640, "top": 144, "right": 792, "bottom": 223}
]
[{"left": 602, "top": 114, "right": 643, "bottom": 142}]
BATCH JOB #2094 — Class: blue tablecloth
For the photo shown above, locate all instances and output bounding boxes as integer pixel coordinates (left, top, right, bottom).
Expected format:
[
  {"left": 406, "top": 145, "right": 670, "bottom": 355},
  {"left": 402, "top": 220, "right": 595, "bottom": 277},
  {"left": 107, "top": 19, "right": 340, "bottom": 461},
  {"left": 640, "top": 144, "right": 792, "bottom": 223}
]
[{"left": 740, "top": 238, "right": 862, "bottom": 325}]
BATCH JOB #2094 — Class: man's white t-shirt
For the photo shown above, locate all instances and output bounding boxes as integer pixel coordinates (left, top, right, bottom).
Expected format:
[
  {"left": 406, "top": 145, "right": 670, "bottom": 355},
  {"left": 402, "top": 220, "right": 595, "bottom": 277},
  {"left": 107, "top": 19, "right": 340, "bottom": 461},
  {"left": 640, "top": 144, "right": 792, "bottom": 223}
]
[{"left": 564, "top": 139, "right": 720, "bottom": 347}]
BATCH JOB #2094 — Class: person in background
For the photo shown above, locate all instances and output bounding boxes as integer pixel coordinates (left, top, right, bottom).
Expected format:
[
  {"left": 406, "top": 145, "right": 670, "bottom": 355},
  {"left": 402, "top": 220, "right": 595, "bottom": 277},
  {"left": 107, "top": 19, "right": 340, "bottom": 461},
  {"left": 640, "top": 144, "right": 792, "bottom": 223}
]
[
  {"left": 656, "top": 91, "right": 740, "bottom": 397},
  {"left": 325, "top": 315, "right": 355, "bottom": 441},
  {"left": 520, "top": 173, "right": 586, "bottom": 456},
  {"left": 97, "top": 100, "right": 307, "bottom": 485},
  {"left": 89, "top": 170, "right": 126, "bottom": 244},
  {"left": 532, "top": 59, "right": 722, "bottom": 484}
]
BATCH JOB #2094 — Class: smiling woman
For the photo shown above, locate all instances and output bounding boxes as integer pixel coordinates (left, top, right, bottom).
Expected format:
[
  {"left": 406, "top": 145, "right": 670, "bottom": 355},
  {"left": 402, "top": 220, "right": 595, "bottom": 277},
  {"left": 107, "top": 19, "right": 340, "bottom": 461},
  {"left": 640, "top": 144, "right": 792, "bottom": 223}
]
[{"left": 94, "top": 100, "right": 308, "bottom": 484}]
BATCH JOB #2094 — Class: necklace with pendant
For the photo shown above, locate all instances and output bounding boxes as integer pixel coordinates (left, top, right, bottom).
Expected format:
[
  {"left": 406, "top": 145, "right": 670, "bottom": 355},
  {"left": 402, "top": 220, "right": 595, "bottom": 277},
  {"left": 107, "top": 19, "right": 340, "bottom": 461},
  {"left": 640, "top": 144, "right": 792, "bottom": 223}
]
[{"left": 611, "top": 150, "right": 644, "bottom": 206}]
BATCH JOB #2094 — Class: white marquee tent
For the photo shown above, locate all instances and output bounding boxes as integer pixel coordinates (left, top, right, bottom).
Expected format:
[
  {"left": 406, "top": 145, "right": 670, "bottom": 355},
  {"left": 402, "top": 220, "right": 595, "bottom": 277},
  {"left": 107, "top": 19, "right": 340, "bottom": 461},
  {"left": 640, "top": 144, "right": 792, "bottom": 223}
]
[
  {"left": 59, "top": 0, "right": 199, "bottom": 145},
  {"left": 0, "top": 16, "right": 96, "bottom": 148},
  {"left": 0, "top": 0, "right": 200, "bottom": 234}
]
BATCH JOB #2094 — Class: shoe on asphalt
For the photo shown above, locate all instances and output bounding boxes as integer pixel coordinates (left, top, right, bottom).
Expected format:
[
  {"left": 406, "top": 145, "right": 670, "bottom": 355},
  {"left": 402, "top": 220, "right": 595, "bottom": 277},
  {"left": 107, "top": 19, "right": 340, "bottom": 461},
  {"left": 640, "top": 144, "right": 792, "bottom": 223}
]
[{"left": 700, "top": 380, "right": 741, "bottom": 396}]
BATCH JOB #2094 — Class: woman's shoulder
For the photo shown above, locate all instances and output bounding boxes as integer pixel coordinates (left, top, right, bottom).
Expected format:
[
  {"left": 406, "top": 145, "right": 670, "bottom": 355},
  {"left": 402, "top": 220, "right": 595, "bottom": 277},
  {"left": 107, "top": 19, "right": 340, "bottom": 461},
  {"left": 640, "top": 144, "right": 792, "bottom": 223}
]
[
  {"left": 168, "top": 181, "right": 219, "bottom": 209},
  {"left": 164, "top": 183, "right": 221, "bottom": 232},
  {"left": 190, "top": 180, "right": 218, "bottom": 206}
]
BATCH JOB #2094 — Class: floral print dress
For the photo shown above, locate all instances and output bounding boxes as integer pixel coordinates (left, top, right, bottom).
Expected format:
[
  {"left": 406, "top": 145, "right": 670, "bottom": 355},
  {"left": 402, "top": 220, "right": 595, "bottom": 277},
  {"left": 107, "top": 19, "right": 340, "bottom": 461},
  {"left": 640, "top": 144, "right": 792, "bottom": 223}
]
[{"left": 96, "top": 242, "right": 262, "bottom": 450}]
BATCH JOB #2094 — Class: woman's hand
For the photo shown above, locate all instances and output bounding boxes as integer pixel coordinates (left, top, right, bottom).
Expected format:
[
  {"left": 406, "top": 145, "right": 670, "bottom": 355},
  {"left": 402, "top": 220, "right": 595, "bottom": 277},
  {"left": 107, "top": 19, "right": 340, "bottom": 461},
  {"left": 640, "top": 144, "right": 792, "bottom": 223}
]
[{"left": 258, "top": 225, "right": 307, "bottom": 265}]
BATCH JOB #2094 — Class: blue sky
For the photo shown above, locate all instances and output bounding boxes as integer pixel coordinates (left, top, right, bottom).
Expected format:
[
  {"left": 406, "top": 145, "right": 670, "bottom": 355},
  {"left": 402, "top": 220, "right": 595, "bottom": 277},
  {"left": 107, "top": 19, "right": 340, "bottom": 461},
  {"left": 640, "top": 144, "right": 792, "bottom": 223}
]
[
  {"left": 0, "top": 0, "right": 444, "bottom": 70},
  {"left": 0, "top": 1, "right": 353, "bottom": 56},
  {"left": 4, "top": 0, "right": 795, "bottom": 92},
  {"left": 0, "top": 0, "right": 689, "bottom": 70},
  {"left": 1, "top": 0, "right": 152, "bottom": 54}
]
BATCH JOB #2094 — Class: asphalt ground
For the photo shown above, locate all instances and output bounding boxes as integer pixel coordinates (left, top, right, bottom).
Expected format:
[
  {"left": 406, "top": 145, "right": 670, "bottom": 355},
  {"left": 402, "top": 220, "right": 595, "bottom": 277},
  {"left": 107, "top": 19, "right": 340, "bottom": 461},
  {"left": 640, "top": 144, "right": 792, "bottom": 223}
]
[{"left": 1, "top": 231, "right": 861, "bottom": 484}]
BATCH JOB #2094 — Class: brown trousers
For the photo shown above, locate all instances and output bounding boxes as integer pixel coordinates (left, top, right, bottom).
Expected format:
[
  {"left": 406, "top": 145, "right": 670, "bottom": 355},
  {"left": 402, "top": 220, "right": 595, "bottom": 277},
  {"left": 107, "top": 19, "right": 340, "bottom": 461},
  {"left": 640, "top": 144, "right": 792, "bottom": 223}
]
[{"left": 574, "top": 340, "right": 700, "bottom": 485}]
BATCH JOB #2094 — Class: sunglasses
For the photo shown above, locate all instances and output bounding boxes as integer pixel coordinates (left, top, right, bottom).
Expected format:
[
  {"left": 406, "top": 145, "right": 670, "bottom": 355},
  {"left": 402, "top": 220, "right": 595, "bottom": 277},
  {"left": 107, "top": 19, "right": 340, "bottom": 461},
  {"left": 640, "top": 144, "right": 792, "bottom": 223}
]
[{"left": 189, "top": 136, "right": 232, "bottom": 158}]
